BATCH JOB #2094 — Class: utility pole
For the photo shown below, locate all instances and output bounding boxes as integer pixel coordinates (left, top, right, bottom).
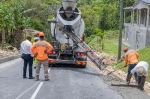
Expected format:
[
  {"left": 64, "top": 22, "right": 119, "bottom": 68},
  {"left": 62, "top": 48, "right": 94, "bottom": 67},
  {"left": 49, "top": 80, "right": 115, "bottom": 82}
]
[{"left": 118, "top": 0, "right": 124, "bottom": 61}]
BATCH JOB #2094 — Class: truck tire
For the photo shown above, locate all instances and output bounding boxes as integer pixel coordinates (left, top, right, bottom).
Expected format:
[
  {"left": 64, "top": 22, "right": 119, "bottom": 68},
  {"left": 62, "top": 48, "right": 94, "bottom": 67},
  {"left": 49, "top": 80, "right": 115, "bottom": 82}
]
[
  {"left": 76, "top": 65, "right": 86, "bottom": 68},
  {"left": 49, "top": 64, "right": 55, "bottom": 67}
]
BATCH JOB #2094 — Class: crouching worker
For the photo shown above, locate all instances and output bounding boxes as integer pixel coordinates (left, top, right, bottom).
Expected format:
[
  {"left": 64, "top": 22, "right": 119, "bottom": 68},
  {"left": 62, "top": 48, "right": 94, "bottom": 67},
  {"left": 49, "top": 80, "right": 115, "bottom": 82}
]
[
  {"left": 31, "top": 32, "right": 53, "bottom": 81},
  {"left": 127, "top": 61, "right": 149, "bottom": 91}
]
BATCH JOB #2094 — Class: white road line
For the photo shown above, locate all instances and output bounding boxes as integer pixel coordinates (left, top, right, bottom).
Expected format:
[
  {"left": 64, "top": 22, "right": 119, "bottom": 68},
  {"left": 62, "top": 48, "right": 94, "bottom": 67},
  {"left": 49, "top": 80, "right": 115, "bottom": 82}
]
[
  {"left": 30, "top": 68, "right": 50, "bottom": 99},
  {"left": 15, "top": 82, "right": 39, "bottom": 99},
  {"left": 48, "top": 68, "right": 50, "bottom": 72},
  {"left": 30, "top": 82, "right": 43, "bottom": 99}
]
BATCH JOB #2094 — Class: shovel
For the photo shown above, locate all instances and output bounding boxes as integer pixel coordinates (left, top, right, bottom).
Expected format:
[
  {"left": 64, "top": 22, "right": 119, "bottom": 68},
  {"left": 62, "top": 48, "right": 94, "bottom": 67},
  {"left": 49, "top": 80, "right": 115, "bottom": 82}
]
[{"left": 107, "top": 66, "right": 126, "bottom": 75}]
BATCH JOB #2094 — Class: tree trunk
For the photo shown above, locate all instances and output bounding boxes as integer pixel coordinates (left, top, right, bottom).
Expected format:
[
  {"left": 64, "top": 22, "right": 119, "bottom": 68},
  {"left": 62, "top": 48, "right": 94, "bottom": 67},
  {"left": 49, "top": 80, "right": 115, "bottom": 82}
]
[{"left": 1, "top": 28, "right": 5, "bottom": 50}]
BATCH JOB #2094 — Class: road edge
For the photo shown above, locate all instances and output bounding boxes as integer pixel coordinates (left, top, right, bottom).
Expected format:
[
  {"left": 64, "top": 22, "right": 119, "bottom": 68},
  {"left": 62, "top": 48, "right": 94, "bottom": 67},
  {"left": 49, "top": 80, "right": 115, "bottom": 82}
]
[{"left": 0, "top": 54, "right": 21, "bottom": 64}]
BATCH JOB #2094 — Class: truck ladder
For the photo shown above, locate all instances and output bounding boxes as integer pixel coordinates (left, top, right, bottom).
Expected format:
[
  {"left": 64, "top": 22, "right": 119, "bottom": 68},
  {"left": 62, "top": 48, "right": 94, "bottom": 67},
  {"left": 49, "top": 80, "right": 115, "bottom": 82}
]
[{"left": 58, "top": 25, "right": 107, "bottom": 70}]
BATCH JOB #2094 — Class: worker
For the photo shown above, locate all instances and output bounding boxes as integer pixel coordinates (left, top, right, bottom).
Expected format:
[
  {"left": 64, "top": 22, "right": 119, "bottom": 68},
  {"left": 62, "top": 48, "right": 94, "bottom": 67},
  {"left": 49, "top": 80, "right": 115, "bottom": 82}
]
[
  {"left": 20, "top": 36, "right": 34, "bottom": 79},
  {"left": 123, "top": 47, "right": 139, "bottom": 83},
  {"left": 33, "top": 37, "right": 39, "bottom": 69},
  {"left": 127, "top": 61, "right": 149, "bottom": 91},
  {"left": 31, "top": 32, "right": 53, "bottom": 81}
]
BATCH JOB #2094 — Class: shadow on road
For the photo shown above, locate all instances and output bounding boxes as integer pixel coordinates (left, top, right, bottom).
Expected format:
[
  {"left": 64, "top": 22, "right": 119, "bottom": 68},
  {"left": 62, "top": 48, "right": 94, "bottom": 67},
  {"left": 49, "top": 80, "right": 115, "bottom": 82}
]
[{"left": 49, "top": 64, "right": 102, "bottom": 77}]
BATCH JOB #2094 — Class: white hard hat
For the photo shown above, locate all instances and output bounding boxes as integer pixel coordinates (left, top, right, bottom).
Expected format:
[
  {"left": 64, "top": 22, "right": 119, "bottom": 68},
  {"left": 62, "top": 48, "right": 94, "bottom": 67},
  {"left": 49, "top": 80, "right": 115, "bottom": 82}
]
[
  {"left": 136, "top": 66, "right": 145, "bottom": 76},
  {"left": 34, "top": 37, "right": 39, "bottom": 41}
]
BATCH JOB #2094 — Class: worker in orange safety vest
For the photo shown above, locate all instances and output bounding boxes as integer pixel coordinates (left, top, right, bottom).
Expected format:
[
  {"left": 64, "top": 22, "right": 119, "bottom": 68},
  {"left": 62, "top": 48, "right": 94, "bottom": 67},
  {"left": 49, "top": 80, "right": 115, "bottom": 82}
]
[
  {"left": 123, "top": 47, "right": 139, "bottom": 83},
  {"left": 31, "top": 32, "right": 53, "bottom": 81},
  {"left": 33, "top": 37, "right": 39, "bottom": 69}
]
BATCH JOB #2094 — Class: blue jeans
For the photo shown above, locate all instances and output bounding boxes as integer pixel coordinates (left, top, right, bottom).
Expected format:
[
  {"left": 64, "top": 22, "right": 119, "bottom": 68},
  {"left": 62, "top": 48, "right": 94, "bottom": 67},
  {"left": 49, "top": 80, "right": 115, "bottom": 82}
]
[
  {"left": 126, "top": 64, "right": 138, "bottom": 83},
  {"left": 138, "top": 76, "right": 145, "bottom": 91},
  {"left": 23, "top": 54, "right": 33, "bottom": 77}
]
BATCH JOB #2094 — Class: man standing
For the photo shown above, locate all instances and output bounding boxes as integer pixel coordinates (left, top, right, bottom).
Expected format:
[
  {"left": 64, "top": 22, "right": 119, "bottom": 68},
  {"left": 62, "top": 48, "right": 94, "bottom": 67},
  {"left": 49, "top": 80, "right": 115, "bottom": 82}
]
[
  {"left": 20, "top": 36, "right": 34, "bottom": 79},
  {"left": 127, "top": 61, "right": 149, "bottom": 91},
  {"left": 33, "top": 37, "right": 39, "bottom": 69},
  {"left": 123, "top": 47, "right": 139, "bottom": 83},
  {"left": 31, "top": 32, "right": 53, "bottom": 81}
]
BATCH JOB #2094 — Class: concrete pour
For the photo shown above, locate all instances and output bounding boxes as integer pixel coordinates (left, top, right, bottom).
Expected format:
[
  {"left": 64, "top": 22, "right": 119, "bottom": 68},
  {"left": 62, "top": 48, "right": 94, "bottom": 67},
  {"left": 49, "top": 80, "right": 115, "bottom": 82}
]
[{"left": 88, "top": 60, "right": 150, "bottom": 99}]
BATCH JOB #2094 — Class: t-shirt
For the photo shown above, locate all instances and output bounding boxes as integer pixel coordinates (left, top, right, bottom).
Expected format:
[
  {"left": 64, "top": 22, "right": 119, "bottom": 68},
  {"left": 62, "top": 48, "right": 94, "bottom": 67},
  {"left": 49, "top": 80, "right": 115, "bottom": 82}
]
[
  {"left": 131, "top": 61, "right": 149, "bottom": 76},
  {"left": 31, "top": 40, "right": 53, "bottom": 60},
  {"left": 20, "top": 39, "right": 34, "bottom": 57},
  {"left": 124, "top": 50, "right": 139, "bottom": 64}
]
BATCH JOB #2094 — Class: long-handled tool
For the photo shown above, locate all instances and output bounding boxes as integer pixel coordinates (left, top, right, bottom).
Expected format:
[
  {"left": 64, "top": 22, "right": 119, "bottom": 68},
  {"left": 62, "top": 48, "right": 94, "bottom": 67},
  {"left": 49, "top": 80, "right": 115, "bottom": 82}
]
[
  {"left": 107, "top": 66, "right": 126, "bottom": 75},
  {"left": 111, "top": 83, "right": 138, "bottom": 87}
]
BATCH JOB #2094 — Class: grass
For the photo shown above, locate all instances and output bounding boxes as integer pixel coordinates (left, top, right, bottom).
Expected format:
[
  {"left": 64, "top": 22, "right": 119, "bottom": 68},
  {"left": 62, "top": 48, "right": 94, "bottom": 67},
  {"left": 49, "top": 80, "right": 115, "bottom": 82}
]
[{"left": 86, "top": 30, "right": 150, "bottom": 82}]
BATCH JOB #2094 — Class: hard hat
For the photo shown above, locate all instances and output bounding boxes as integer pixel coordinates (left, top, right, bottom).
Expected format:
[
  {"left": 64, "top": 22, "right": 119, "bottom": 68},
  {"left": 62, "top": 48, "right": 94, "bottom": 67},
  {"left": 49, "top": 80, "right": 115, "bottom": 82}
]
[
  {"left": 34, "top": 37, "right": 39, "bottom": 41},
  {"left": 123, "top": 47, "right": 128, "bottom": 52},
  {"left": 136, "top": 66, "right": 145, "bottom": 76},
  {"left": 38, "top": 32, "right": 45, "bottom": 37}
]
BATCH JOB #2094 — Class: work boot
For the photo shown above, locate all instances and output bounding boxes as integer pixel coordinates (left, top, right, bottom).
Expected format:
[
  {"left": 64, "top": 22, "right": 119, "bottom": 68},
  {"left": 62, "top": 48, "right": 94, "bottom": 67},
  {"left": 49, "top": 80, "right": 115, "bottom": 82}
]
[
  {"left": 36, "top": 75, "right": 39, "bottom": 81},
  {"left": 34, "top": 66, "right": 36, "bottom": 69},
  {"left": 45, "top": 75, "right": 49, "bottom": 81}
]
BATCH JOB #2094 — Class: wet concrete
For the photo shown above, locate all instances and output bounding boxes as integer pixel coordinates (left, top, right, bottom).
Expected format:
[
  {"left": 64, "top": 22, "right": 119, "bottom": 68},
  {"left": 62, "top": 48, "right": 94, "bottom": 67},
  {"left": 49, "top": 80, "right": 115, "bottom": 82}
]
[{"left": 99, "top": 75, "right": 150, "bottom": 99}]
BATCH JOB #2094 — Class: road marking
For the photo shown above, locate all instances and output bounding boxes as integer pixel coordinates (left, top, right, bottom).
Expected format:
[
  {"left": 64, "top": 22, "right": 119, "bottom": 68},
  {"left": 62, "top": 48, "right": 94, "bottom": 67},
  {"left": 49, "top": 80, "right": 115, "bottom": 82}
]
[
  {"left": 30, "top": 82, "right": 43, "bottom": 99},
  {"left": 30, "top": 68, "right": 50, "bottom": 99},
  {"left": 15, "top": 82, "right": 39, "bottom": 99},
  {"left": 48, "top": 68, "right": 50, "bottom": 72}
]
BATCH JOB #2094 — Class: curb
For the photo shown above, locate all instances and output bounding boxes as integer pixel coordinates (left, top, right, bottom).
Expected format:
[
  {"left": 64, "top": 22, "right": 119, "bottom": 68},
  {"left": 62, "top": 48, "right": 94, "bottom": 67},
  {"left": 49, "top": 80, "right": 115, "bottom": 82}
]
[{"left": 0, "top": 54, "right": 21, "bottom": 64}]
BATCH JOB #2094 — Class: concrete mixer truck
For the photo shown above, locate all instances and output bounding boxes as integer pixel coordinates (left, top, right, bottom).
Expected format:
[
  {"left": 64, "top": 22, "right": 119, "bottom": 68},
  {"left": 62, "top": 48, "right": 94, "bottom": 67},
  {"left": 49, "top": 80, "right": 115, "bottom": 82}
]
[{"left": 48, "top": 0, "right": 106, "bottom": 70}]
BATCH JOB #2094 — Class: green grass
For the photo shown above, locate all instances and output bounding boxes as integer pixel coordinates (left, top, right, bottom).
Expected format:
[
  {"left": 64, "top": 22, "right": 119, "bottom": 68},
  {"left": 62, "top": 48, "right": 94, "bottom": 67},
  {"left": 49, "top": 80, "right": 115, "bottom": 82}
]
[{"left": 86, "top": 30, "right": 150, "bottom": 82}]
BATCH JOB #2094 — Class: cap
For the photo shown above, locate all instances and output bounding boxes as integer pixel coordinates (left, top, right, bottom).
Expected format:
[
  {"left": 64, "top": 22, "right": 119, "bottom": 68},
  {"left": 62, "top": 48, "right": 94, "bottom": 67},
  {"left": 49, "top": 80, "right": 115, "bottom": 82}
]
[
  {"left": 123, "top": 47, "right": 128, "bottom": 52},
  {"left": 136, "top": 66, "right": 145, "bottom": 76},
  {"left": 34, "top": 37, "right": 39, "bottom": 41},
  {"left": 38, "top": 32, "right": 45, "bottom": 37}
]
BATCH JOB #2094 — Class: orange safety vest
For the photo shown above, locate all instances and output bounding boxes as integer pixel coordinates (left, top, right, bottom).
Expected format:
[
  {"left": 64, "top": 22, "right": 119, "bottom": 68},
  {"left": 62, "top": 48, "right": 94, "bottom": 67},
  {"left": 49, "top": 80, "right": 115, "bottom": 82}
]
[
  {"left": 32, "top": 42, "right": 37, "bottom": 55},
  {"left": 124, "top": 50, "right": 139, "bottom": 64},
  {"left": 31, "top": 40, "right": 53, "bottom": 60}
]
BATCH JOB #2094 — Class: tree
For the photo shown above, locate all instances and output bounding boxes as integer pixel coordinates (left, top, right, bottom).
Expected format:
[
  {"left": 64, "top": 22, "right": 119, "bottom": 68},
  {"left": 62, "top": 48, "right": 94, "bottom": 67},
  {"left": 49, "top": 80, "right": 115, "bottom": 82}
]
[{"left": 0, "top": 4, "right": 15, "bottom": 49}]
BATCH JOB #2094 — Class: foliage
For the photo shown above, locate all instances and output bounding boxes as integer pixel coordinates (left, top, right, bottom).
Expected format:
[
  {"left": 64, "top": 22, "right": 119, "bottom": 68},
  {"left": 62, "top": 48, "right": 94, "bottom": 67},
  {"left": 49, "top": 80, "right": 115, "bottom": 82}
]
[
  {"left": 0, "top": 4, "right": 15, "bottom": 30},
  {"left": 88, "top": 30, "right": 119, "bottom": 55},
  {"left": 0, "top": 0, "right": 139, "bottom": 48}
]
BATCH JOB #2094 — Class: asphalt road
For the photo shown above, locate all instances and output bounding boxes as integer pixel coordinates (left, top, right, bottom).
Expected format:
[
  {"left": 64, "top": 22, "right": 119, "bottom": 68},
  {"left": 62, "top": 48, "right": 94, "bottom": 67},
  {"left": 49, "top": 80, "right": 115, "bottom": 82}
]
[{"left": 0, "top": 58, "right": 149, "bottom": 99}]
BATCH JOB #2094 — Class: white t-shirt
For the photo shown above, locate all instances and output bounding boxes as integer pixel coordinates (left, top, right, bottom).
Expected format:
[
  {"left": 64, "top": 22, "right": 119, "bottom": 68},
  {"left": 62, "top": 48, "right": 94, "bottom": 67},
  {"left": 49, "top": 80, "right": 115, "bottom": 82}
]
[
  {"left": 20, "top": 39, "right": 33, "bottom": 57},
  {"left": 131, "top": 61, "right": 149, "bottom": 76}
]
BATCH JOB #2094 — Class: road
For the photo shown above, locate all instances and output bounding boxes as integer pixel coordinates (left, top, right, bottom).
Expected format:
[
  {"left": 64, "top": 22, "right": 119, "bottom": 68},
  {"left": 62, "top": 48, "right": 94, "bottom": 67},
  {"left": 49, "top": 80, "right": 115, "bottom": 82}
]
[{"left": 0, "top": 58, "right": 149, "bottom": 99}]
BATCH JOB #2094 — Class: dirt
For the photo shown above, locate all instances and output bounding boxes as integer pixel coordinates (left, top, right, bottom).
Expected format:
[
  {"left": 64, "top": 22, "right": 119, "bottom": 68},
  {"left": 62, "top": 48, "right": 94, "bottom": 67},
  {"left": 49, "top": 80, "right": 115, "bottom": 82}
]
[
  {"left": 87, "top": 52, "right": 150, "bottom": 97},
  {"left": 0, "top": 47, "right": 20, "bottom": 59}
]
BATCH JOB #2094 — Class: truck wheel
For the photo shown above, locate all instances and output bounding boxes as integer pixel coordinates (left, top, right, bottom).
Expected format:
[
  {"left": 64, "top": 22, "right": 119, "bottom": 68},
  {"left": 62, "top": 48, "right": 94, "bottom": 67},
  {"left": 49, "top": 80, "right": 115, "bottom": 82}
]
[
  {"left": 76, "top": 65, "right": 86, "bottom": 68},
  {"left": 49, "top": 64, "right": 55, "bottom": 67}
]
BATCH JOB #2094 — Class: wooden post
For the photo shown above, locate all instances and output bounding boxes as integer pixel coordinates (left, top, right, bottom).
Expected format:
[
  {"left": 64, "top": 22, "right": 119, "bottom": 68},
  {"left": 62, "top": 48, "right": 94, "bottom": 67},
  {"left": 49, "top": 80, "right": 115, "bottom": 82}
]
[
  {"left": 124, "top": 11, "right": 126, "bottom": 23},
  {"left": 133, "top": 9, "right": 134, "bottom": 25},
  {"left": 137, "top": 9, "right": 139, "bottom": 25},
  {"left": 118, "top": 0, "right": 124, "bottom": 61},
  {"left": 146, "top": 8, "right": 149, "bottom": 29},
  {"left": 139, "top": 9, "right": 141, "bottom": 27}
]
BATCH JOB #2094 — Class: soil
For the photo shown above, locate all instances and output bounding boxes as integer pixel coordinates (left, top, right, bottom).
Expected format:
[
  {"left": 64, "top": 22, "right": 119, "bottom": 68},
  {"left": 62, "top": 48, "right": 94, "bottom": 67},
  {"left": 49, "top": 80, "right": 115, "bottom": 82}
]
[{"left": 0, "top": 47, "right": 20, "bottom": 58}]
